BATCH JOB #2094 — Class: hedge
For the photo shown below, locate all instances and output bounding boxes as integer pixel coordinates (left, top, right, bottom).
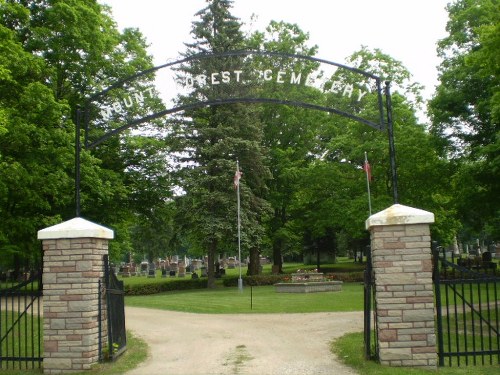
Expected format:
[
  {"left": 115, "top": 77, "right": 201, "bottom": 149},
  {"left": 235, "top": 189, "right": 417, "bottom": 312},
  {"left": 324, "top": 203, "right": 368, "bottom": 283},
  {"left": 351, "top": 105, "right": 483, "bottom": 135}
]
[
  {"left": 123, "top": 272, "right": 365, "bottom": 295},
  {"left": 222, "top": 274, "right": 288, "bottom": 287},
  {"left": 124, "top": 278, "right": 208, "bottom": 295},
  {"left": 221, "top": 272, "right": 364, "bottom": 287}
]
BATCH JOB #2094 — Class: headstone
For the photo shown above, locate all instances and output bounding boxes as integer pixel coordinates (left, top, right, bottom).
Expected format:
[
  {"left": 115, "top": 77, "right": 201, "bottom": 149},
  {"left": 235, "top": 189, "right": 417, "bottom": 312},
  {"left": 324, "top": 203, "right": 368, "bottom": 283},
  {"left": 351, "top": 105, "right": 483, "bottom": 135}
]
[
  {"left": 178, "top": 265, "right": 186, "bottom": 277},
  {"left": 201, "top": 267, "right": 207, "bottom": 277},
  {"left": 192, "top": 259, "right": 202, "bottom": 270},
  {"left": 147, "top": 262, "right": 156, "bottom": 278},
  {"left": 122, "top": 265, "right": 131, "bottom": 277},
  {"left": 130, "top": 262, "right": 137, "bottom": 276},
  {"left": 140, "top": 261, "right": 148, "bottom": 276}
]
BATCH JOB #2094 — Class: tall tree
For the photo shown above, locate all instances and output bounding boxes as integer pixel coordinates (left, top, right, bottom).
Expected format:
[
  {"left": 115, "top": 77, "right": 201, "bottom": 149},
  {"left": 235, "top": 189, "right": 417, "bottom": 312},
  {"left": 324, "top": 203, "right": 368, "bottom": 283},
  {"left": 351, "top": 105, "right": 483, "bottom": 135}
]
[
  {"left": 0, "top": 20, "right": 73, "bottom": 270},
  {"left": 172, "top": 0, "right": 270, "bottom": 287},
  {"left": 429, "top": 0, "right": 500, "bottom": 241},
  {"left": 291, "top": 46, "right": 458, "bottom": 253},
  {"left": 0, "top": 0, "right": 169, "bottom": 264},
  {"left": 248, "top": 21, "right": 323, "bottom": 272}
]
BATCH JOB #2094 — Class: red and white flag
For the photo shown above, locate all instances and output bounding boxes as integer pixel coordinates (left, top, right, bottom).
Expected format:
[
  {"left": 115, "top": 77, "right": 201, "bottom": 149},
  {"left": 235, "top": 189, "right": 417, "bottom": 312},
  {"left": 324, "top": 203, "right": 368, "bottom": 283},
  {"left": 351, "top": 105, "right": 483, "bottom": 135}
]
[
  {"left": 234, "top": 168, "right": 242, "bottom": 189},
  {"left": 363, "top": 152, "right": 373, "bottom": 216},
  {"left": 363, "top": 159, "right": 372, "bottom": 181}
]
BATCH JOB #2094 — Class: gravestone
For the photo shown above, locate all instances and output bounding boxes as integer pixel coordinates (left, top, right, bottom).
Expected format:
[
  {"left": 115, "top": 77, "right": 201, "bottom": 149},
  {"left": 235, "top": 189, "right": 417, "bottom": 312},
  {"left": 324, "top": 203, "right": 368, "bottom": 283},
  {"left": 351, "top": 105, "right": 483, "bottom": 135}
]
[
  {"left": 147, "top": 262, "right": 156, "bottom": 278},
  {"left": 178, "top": 264, "right": 186, "bottom": 277}
]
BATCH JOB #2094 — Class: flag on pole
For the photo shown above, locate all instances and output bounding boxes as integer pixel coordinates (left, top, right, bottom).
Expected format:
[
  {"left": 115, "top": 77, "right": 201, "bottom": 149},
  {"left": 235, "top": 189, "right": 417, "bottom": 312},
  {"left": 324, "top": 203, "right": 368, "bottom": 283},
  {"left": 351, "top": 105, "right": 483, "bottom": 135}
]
[
  {"left": 364, "top": 152, "right": 372, "bottom": 216},
  {"left": 234, "top": 168, "right": 242, "bottom": 189},
  {"left": 235, "top": 161, "right": 243, "bottom": 292},
  {"left": 363, "top": 158, "right": 372, "bottom": 181}
]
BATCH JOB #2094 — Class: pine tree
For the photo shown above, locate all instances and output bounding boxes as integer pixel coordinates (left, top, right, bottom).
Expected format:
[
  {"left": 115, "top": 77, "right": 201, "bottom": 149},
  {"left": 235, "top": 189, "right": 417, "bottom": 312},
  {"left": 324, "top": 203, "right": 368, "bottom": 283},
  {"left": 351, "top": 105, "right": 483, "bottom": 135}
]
[{"left": 172, "top": 0, "right": 270, "bottom": 287}]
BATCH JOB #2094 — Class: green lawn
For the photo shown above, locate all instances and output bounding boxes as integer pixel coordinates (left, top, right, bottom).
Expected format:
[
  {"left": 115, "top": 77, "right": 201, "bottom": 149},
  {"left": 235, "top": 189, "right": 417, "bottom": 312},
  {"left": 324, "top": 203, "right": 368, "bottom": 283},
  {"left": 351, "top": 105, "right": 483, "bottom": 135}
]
[
  {"left": 125, "top": 282, "right": 364, "bottom": 313},
  {"left": 0, "top": 331, "right": 147, "bottom": 375},
  {"left": 333, "top": 332, "right": 499, "bottom": 375}
]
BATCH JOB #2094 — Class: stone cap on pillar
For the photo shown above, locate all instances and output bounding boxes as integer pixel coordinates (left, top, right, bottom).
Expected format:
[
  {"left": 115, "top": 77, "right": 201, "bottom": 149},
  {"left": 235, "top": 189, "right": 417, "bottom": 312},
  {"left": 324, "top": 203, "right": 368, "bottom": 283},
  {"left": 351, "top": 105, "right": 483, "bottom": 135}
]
[
  {"left": 37, "top": 217, "right": 114, "bottom": 240},
  {"left": 366, "top": 204, "right": 434, "bottom": 230}
]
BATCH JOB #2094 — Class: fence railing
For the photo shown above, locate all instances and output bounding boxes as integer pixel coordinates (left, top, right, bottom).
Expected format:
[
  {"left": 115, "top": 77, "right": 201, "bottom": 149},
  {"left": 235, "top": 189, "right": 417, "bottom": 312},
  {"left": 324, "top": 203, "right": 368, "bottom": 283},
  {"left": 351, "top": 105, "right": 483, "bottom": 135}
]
[
  {"left": 0, "top": 269, "right": 43, "bottom": 370},
  {"left": 433, "top": 243, "right": 500, "bottom": 367}
]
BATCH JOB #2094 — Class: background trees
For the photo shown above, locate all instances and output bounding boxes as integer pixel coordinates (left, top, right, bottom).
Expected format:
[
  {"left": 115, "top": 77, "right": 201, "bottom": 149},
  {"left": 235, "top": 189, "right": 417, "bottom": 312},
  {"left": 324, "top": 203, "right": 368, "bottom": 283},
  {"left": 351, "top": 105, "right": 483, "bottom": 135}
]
[
  {"left": 170, "top": 0, "right": 270, "bottom": 287},
  {"left": 429, "top": 0, "right": 499, "bottom": 244},
  {"left": 0, "top": 0, "right": 170, "bottom": 269},
  {"left": 1, "top": 0, "right": 497, "bottom": 279}
]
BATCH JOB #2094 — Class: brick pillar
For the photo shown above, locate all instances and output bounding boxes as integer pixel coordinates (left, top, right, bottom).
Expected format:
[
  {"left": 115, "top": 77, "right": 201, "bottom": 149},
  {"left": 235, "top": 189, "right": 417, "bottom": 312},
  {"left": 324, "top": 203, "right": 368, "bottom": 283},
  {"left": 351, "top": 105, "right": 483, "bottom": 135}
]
[
  {"left": 38, "top": 217, "right": 114, "bottom": 374},
  {"left": 366, "top": 204, "right": 436, "bottom": 369}
]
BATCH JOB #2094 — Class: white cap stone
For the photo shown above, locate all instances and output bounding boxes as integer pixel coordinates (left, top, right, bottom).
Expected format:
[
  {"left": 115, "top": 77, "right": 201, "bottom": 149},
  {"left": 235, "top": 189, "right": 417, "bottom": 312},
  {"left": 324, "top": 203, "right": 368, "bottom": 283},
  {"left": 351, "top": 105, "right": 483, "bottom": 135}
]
[
  {"left": 366, "top": 204, "right": 434, "bottom": 230},
  {"left": 38, "top": 217, "right": 114, "bottom": 240}
]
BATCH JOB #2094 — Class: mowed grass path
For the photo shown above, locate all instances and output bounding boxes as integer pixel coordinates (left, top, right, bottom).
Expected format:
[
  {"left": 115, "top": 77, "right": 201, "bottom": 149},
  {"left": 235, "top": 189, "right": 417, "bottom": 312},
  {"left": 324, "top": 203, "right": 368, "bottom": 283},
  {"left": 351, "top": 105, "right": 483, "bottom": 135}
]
[{"left": 125, "top": 283, "right": 364, "bottom": 313}]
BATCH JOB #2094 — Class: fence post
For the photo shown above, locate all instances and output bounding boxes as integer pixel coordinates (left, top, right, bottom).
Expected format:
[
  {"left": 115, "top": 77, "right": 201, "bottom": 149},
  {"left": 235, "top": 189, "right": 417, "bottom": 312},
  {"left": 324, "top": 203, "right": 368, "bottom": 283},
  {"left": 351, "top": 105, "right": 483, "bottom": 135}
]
[
  {"left": 366, "top": 204, "right": 436, "bottom": 369},
  {"left": 38, "top": 217, "right": 114, "bottom": 374}
]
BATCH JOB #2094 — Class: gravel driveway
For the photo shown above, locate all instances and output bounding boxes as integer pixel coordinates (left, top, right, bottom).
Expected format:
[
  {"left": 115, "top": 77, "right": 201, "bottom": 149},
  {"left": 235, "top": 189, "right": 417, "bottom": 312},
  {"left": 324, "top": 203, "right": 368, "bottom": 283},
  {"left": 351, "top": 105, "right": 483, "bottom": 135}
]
[{"left": 124, "top": 307, "right": 362, "bottom": 375}]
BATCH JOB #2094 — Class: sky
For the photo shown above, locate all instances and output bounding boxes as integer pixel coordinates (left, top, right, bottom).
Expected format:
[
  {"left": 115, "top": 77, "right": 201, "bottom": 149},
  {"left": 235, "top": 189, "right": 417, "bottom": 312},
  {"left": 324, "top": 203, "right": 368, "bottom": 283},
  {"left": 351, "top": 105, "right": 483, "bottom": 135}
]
[{"left": 100, "top": 0, "right": 451, "bottom": 108}]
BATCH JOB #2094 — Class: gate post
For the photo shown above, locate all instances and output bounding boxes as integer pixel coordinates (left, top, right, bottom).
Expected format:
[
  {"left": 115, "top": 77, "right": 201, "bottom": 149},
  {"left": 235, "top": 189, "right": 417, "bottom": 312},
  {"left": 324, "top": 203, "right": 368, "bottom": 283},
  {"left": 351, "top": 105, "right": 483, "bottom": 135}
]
[
  {"left": 366, "top": 204, "right": 436, "bottom": 369},
  {"left": 38, "top": 217, "right": 114, "bottom": 374}
]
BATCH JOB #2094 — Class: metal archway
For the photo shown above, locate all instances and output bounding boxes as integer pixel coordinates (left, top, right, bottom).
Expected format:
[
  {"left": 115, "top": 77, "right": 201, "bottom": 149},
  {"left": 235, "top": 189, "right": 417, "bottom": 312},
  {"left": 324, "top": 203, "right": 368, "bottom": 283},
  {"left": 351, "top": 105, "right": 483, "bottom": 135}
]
[{"left": 75, "top": 50, "right": 398, "bottom": 216}]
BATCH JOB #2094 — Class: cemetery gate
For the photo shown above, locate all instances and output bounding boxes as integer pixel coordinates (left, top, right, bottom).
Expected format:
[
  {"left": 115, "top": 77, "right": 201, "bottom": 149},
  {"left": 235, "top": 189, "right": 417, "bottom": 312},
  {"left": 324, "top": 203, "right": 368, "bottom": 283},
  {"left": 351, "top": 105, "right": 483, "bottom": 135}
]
[
  {"left": 363, "top": 245, "right": 378, "bottom": 360},
  {"left": 432, "top": 243, "right": 500, "bottom": 367},
  {"left": 0, "top": 263, "right": 43, "bottom": 369},
  {"left": 101, "top": 255, "right": 126, "bottom": 361}
]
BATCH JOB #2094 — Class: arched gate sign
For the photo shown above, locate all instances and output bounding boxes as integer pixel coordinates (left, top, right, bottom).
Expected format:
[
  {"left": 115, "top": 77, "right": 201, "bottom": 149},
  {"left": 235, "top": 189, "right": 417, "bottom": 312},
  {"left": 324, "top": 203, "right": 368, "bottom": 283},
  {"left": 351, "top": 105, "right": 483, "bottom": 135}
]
[{"left": 76, "top": 50, "right": 398, "bottom": 215}]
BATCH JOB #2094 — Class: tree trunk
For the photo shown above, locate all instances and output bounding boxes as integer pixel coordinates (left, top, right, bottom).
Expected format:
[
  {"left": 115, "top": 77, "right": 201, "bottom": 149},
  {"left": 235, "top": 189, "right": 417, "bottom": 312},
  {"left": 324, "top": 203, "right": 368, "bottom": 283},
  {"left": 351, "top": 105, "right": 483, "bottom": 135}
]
[
  {"left": 247, "top": 247, "right": 261, "bottom": 276},
  {"left": 207, "top": 239, "right": 217, "bottom": 289},
  {"left": 272, "top": 239, "right": 283, "bottom": 274},
  {"left": 316, "top": 245, "right": 321, "bottom": 271}
]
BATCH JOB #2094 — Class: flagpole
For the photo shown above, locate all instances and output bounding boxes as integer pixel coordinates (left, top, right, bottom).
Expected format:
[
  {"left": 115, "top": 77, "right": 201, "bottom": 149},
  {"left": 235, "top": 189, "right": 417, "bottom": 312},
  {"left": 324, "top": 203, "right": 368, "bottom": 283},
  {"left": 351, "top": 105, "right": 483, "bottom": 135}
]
[
  {"left": 236, "top": 160, "right": 243, "bottom": 292},
  {"left": 364, "top": 152, "right": 372, "bottom": 216}
]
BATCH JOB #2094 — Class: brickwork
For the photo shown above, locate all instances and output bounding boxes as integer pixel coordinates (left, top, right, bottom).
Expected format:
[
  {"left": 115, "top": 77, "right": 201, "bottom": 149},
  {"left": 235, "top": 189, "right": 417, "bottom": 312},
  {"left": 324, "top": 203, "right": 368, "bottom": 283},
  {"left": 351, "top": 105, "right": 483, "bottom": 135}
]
[
  {"left": 38, "top": 218, "right": 113, "bottom": 374},
  {"left": 366, "top": 204, "right": 436, "bottom": 369}
]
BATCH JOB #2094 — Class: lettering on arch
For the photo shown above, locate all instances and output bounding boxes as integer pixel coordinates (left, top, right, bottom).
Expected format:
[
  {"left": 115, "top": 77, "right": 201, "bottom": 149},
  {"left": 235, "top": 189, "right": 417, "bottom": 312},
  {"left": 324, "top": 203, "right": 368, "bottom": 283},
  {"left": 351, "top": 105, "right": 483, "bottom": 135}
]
[{"left": 84, "top": 50, "right": 385, "bottom": 148}]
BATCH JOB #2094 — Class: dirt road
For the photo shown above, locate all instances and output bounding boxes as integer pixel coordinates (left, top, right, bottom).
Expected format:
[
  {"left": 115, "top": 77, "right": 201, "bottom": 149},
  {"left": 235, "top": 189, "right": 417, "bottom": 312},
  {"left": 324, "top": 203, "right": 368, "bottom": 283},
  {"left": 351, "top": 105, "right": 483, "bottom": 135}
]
[{"left": 124, "top": 307, "right": 362, "bottom": 375}]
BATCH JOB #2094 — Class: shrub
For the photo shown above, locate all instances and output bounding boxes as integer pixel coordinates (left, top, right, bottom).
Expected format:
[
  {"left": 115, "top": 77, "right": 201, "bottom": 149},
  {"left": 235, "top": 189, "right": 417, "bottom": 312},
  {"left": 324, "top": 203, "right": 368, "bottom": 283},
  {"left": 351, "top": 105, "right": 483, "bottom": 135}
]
[
  {"left": 222, "top": 274, "right": 288, "bottom": 287},
  {"left": 124, "top": 278, "right": 208, "bottom": 295},
  {"left": 326, "top": 272, "right": 364, "bottom": 282}
]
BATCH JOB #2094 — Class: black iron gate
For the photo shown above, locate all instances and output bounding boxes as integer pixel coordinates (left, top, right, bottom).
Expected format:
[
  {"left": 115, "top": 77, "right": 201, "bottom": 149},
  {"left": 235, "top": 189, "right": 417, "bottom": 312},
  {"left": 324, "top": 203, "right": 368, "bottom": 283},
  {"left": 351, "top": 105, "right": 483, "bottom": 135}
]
[
  {"left": 433, "top": 243, "right": 500, "bottom": 367},
  {"left": 364, "top": 246, "right": 378, "bottom": 359},
  {"left": 0, "top": 268, "right": 43, "bottom": 369},
  {"left": 101, "top": 255, "right": 126, "bottom": 361}
]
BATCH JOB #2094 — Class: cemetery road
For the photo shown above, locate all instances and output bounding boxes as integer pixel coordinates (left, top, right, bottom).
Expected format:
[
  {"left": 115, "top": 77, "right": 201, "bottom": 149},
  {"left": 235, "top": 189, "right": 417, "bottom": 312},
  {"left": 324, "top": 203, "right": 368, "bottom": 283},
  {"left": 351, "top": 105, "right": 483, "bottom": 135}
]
[{"left": 124, "top": 307, "right": 362, "bottom": 375}]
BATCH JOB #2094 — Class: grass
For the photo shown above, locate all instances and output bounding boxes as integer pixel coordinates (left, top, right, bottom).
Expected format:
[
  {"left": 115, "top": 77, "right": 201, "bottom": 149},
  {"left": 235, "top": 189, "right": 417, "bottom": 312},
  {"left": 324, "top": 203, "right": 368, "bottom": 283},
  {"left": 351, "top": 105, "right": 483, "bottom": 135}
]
[
  {"left": 332, "top": 332, "right": 499, "bottom": 375},
  {"left": 0, "top": 331, "right": 148, "bottom": 375},
  {"left": 125, "top": 282, "right": 364, "bottom": 313}
]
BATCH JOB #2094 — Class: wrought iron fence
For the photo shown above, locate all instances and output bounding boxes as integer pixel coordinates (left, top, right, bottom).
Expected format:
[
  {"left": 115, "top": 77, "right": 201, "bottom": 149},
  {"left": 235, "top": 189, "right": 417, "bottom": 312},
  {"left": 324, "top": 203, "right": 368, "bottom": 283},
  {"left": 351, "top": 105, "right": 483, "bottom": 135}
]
[
  {"left": 102, "top": 255, "right": 126, "bottom": 361},
  {"left": 433, "top": 243, "right": 499, "bottom": 366},
  {"left": 0, "top": 268, "right": 43, "bottom": 369},
  {"left": 363, "top": 246, "right": 378, "bottom": 360}
]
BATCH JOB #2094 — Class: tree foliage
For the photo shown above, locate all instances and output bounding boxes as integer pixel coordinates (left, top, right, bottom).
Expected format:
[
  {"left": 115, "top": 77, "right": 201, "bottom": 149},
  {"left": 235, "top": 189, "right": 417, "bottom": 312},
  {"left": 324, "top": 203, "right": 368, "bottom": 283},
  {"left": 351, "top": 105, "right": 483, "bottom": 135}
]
[
  {"left": 0, "top": 0, "right": 170, "bottom": 268},
  {"left": 2, "top": 0, "right": 492, "bottom": 276},
  {"left": 171, "top": 0, "right": 270, "bottom": 286},
  {"left": 429, "top": 0, "right": 500, "bottom": 241}
]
